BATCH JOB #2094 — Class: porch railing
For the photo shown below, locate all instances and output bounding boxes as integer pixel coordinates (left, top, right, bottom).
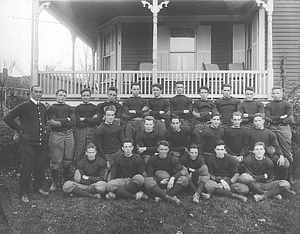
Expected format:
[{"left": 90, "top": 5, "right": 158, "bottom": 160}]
[{"left": 38, "top": 70, "right": 268, "bottom": 99}]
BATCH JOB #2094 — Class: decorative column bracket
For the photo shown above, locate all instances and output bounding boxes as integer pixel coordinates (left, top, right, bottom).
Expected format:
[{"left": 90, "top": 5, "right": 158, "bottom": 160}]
[
  {"left": 256, "top": 0, "right": 273, "bottom": 14},
  {"left": 141, "top": 0, "right": 169, "bottom": 14},
  {"left": 141, "top": 0, "right": 169, "bottom": 83},
  {"left": 39, "top": 2, "right": 51, "bottom": 14}
]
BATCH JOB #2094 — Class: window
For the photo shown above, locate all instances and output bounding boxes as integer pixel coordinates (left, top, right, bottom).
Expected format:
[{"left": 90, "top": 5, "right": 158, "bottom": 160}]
[
  {"left": 103, "top": 30, "right": 115, "bottom": 70},
  {"left": 170, "top": 28, "right": 195, "bottom": 70}
]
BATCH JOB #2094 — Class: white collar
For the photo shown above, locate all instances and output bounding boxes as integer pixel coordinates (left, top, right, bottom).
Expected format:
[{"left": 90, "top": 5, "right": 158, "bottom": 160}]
[{"left": 30, "top": 97, "right": 38, "bottom": 105}]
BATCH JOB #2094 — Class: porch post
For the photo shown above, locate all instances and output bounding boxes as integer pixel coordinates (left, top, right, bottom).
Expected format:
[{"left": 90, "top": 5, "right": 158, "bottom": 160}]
[
  {"left": 153, "top": 10, "right": 158, "bottom": 83},
  {"left": 258, "top": 8, "right": 265, "bottom": 71},
  {"left": 71, "top": 32, "right": 76, "bottom": 71},
  {"left": 92, "top": 49, "right": 96, "bottom": 70},
  {"left": 141, "top": 0, "right": 169, "bottom": 83},
  {"left": 31, "top": 0, "right": 40, "bottom": 85},
  {"left": 256, "top": 0, "right": 274, "bottom": 99},
  {"left": 31, "top": 1, "right": 51, "bottom": 86}
]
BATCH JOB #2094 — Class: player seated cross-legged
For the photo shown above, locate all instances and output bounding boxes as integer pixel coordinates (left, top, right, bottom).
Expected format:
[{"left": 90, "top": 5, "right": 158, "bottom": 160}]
[
  {"left": 144, "top": 140, "right": 189, "bottom": 206},
  {"left": 179, "top": 144, "right": 211, "bottom": 203},
  {"left": 106, "top": 138, "right": 148, "bottom": 200},
  {"left": 239, "top": 142, "right": 295, "bottom": 202},
  {"left": 205, "top": 140, "right": 249, "bottom": 202},
  {"left": 62, "top": 143, "right": 107, "bottom": 198}
]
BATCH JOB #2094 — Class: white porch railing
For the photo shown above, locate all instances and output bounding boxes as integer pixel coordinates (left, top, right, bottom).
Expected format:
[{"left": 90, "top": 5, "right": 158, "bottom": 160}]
[{"left": 38, "top": 70, "right": 268, "bottom": 99}]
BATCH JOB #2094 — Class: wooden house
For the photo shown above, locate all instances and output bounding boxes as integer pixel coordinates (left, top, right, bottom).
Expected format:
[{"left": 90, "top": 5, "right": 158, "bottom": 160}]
[{"left": 32, "top": 0, "right": 300, "bottom": 101}]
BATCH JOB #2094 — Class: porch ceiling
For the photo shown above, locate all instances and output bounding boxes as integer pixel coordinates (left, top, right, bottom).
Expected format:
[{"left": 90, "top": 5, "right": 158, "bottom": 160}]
[{"left": 41, "top": 0, "right": 257, "bottom": 48}]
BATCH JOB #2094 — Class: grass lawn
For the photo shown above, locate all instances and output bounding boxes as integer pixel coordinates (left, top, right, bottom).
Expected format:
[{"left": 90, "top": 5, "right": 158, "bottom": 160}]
[{"left": 0, "top": 169, "right": 299, "bottom": 234}]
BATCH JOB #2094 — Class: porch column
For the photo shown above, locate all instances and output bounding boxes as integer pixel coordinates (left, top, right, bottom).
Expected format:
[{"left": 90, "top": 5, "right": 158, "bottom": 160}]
[
  {"left": 153, "top": 12, "right": 158, "bottom": 83},
  {"left": 141, "top": 0, "right": 169, "bottom": 83},
  {"left": 71, "top": 32, "right": 76, "bottom": 71},
  {"left": 31, "top": 0, "right": 40, "bottom": 85},
  {"left": 31, "top": 1, "right": 50, "bottom": 86},
  {"left": 92, "top": 49, "right": 96, "bottom": 70},
  {"left": 257, "top": 0, "right": 274, "bottom": 99},
  {"left": 258, "top": 8, "right": 265, "bottom": 71}
]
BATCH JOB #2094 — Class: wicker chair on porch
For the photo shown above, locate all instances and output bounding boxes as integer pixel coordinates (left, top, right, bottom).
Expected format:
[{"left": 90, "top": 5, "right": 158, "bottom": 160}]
[
  {"left": 228, "top": 62, "right": 244, "bottom": 70},
  {"left": 203, "top": 63, "right": 219, "bottom": 71}
]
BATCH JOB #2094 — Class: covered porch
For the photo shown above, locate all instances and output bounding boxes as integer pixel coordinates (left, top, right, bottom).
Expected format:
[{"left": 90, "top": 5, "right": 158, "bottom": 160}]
[{"left": 33, "top": 0, "right": 274, "bottom": 100}]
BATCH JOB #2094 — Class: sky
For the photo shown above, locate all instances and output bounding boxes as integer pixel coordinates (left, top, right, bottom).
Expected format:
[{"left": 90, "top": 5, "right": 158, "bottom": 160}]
[{"left": 0, "top": 0, "right": 91, "bottom": 77}]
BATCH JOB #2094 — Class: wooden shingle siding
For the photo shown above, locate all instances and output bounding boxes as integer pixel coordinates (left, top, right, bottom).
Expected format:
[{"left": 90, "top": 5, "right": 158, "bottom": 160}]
[
  {"left": 211, "top": 22, "right": 233, "bottom": 70},
  {"left": 121, "top": 22, "right": 152, "bottom": 70},
  {"left": 273, "top": 0, "right": 300, "bottom": 86}
]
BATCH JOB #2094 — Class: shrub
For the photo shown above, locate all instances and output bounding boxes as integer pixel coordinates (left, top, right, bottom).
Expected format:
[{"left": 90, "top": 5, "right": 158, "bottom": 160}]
[
  {"left": 287, "top": 86, "right": 300, "bottom": 178},
  {"left": 0, "top": 120, "right": 20, "bottom": 168}
]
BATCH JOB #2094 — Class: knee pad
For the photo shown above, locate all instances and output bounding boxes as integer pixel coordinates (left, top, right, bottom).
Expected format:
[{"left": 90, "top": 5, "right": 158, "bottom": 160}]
[
  {"left": 232, "top": 182, "right": 249, "bottom": 195},
  {"left": 279, "top": 180, "right": 290, "bottom": 190},
  {"left": 62, "top": 181, "right": 74, "bottom": 193},
  {"left": 95, "top": 182, "right": 107, "bottom": 194},
  {"left": 205, "top": 180, "right": 218, "bottom": 194},
  {"left": 198, "top": 174, "right": 210, "bottom": 183},
  {"left": 132, "top": 174, "right": 145, "bottom": 186},
  {"left": 107, "top": 180, "right": 118, "bottom": 192},
  {"left": 177, "top": 175, "right": 189, "bottom": 187},
  {"left": 181, "top": 169, "right": 189, "bottom": 177}
]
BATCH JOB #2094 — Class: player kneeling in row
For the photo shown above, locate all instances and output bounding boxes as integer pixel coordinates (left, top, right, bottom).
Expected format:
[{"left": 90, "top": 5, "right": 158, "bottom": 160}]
[
  {"left": 144, "top": 140, "right": 189, "bottom": 206},
  {"left": 239, "top": 142, "right": 295, "bottom": 202},
  {"left": 205, "top": 140, "right": 249, "bottom": 202},
  {"left": 106, "top": 138, "right": 148, "bottom": 200},
  {"left": 179, "top": 144, "right": 210, "bottom": 203},
  {"left": 63, "top": 143, "right": 107, "bottom": 198}
]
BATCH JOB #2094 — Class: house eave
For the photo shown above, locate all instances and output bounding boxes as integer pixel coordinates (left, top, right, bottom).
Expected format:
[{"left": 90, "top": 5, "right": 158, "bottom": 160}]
[{"left": 39, "top": 0, "right": 258, "bottom": 49}]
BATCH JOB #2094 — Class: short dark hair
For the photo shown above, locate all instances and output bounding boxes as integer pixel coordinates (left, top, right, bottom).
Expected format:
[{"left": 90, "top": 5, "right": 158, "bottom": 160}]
[
  {"left": 170, "top": 115, "right": 181, "bottom": 123},
  {"left": 222, "top": 83, "right": 232, "bottom": 90},
  {"left": 56, "top": 89, "right": 67, "bottom": 95},
  {"left": 104, "top": 105, "right": 116, "bottom": 114},
  {"left": 157, "top": 140, "right": 169, "bottom": 148},
  {"left": 254, "top": 142, "right": 265, "bottom": 149},
  {"left": 175, "top": 81, "right": 184, "bottom": 86},
  {"left": 86, "top": 142, "right": 97, "bottom": 151},
  {"left": 271, "top": 86, "right": 283, "bottom": 92},
  {"left": 144, "top": 115, "right": 155, "bottom": 122},
  {"left": 189, "top": 143, "right": 199, "bottom": 150},
  {"left": 30, "top": 85, "right": 42, "bottom": 92},
  {"left": 215, "top": 140, "right": 226, "bottom": 148},
  {"left": 245, "top": 86, "right": 254, "bottom": 92},
  {"left": 210, "top": 113, "right": 221, "bottom": 120},
  {"left": 80, "top": 88, "right": 91, "bottom": 95},
  {"left": 199, "top": 86, "right": 210, "bottom": 93},
  {"left": 253, "top": 112, "right": 265, "bottom": 119},
  {"left": 131, "top": 82, "right": 141, "bottom": 89},
  {"left": 122, "top": 138, "right": 133, "bottom": 145},
  {"left": 152, "top": 83, "right": 162, "bottom": 90},
  {"left": 108, "top": 86, "right": 118, "bottom": 93},
  {"left": 232, "top": 111, "right": 242, "bottom": 118}
]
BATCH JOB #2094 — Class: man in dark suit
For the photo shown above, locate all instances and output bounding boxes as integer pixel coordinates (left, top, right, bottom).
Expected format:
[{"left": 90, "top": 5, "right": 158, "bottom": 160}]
[{"left": 4, "top": 85, "right": 49, "bottom": 203}]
